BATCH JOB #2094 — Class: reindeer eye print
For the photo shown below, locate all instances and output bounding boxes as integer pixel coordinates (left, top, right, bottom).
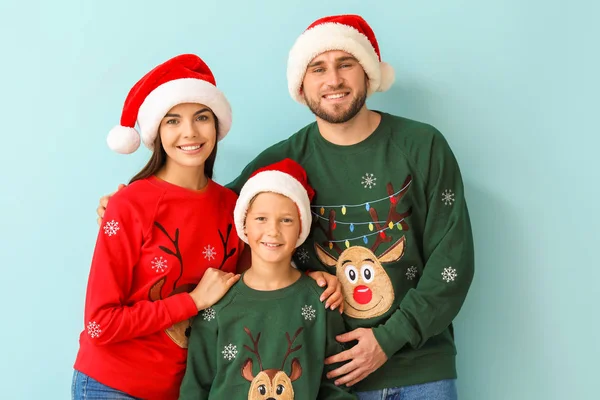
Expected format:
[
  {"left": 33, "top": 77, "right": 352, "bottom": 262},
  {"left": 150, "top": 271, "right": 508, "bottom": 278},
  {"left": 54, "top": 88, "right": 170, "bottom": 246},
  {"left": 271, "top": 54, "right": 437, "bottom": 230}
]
[
  {"left": 361, "top": 264, "right": 375, "bottom": 283},
  {"left": 276, "top": 384, "right": 285, "bottom": 394},
  {"left": 345, "top": 265, "right": 359, "bottom": 284},
  {"left": 258, "top": 384, "right": 266, "bottom": 395}
]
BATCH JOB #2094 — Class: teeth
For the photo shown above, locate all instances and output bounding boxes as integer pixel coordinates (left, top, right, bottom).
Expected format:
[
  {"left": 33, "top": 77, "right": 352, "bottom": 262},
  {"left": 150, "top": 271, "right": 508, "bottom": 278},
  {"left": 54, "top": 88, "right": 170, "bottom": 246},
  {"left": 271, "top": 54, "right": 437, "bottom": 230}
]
[
  {"left": 180, "top": 145, "right": 201, "bottom": 151},
  {"left": 326, "top": 93, "right": 346, "bottom": 99},
  {"left": 263, "top": 243, "right": 280, "bottom": 247}
]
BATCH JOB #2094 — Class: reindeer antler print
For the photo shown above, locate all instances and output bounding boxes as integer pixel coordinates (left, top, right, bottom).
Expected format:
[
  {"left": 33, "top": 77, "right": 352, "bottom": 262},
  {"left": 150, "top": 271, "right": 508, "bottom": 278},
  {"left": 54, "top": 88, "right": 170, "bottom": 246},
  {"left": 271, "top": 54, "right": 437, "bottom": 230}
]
[
  {"left": 368, "top": 207, "right": 393, "bottom": 253},
  {"left": 281, "top": 327, "right": 304, "bottom": 370},
  {"left": 242, "top": 327, "right": 304, "bottom": 399},
  {"left": 368, "top": 177, "right": 413, "bottom": 253},
  {"left": 150, "top": 221, "right": 195, "bottom": 349},
  {"left": 243, "top": 327, "right": 264, "bottom": 371},
  {"left": 154, "top": 221, "right": 184, "bottom": 290},
  {"left": 216, "top": 224, "right": 237, "bottom": 270},
  {"left": 314, "top": 210, "right": 343, "bottom": 255}
]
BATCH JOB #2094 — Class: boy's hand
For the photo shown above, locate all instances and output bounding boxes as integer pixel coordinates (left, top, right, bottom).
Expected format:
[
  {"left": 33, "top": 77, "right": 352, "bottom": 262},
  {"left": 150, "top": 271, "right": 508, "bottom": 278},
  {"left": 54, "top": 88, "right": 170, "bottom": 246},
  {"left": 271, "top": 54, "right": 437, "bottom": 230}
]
[
  {"left": 307, "top": 271, "right": 344, "bottom": 313},
  {"left": 97, "top": 184, "right": 126, "bottom": 225}
]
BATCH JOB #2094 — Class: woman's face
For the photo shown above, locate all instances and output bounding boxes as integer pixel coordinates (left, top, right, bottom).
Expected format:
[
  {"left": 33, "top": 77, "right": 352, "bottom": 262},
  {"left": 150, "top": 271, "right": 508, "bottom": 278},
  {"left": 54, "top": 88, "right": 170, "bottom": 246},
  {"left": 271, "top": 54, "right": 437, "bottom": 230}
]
[{"left": 159, "top": 102, "right": 217, "bottom": 170}]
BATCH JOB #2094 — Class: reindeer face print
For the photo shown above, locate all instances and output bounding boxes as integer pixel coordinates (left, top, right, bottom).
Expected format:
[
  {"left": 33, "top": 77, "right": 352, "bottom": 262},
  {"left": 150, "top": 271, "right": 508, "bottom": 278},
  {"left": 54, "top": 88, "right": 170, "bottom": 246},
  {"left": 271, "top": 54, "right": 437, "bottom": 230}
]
[
  {"left": 313, "top": 176, "right": 413, "bottom": 319},
  {"left": 337, "top": 246, "right": 395, "bottom": 318},
  {"left": 241, "top": 327, "right": 303, "bottom": 400},
  {"left": 245, "top": 367, "right": 299, "bottom": 400},
  {"left": 316, "top": 237, "right": 406, "bottom": 319}
]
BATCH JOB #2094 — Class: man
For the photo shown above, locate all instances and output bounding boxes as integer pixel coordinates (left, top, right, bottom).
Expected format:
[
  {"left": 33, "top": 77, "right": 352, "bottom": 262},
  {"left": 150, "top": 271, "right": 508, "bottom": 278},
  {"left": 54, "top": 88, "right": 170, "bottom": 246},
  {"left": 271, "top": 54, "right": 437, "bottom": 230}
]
[{"left": 99, "top": 14, "right": 474, "bottom": 399}]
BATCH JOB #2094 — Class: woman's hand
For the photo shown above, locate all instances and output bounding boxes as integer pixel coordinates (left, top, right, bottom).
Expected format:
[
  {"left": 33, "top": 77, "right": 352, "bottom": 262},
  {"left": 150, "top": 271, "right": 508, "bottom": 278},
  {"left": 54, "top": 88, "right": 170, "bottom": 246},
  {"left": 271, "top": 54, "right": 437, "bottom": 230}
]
[
  {"left": 307, "top": 270, "right": 344, "bottom": 313},
  {"left": 189, "top": 268, "right": 241, "bottom": 310}
]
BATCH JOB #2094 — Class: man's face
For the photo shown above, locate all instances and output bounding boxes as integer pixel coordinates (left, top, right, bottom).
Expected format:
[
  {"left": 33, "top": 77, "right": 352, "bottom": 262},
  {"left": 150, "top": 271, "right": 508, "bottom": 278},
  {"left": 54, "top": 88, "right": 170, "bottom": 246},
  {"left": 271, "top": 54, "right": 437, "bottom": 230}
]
[{"left": 301, "top": 50, "right": 368, "bottom": 124}]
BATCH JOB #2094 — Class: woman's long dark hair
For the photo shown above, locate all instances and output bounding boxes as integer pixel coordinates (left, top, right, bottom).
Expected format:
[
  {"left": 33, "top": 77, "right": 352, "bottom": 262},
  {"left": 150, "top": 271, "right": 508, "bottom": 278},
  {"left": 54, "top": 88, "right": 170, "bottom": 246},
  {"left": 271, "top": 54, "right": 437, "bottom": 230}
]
[{"left": 129, "top": 114, "right": 219, "bottom": 184}]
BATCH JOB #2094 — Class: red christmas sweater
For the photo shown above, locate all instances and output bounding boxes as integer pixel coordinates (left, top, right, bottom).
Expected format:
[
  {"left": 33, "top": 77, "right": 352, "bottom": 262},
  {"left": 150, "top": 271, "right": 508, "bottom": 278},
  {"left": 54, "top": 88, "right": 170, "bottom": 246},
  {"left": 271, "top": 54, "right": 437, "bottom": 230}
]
[{"left": 74, "top": 176, "right": 242, "bottom": 400}]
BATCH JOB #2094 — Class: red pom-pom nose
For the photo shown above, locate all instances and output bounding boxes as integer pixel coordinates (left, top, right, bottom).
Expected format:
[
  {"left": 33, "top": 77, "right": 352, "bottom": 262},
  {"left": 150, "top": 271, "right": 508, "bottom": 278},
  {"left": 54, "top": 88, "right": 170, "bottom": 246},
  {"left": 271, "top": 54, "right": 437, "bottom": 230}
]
[{"left": 353, "top": 285, "right": 372, "bottom": 304}]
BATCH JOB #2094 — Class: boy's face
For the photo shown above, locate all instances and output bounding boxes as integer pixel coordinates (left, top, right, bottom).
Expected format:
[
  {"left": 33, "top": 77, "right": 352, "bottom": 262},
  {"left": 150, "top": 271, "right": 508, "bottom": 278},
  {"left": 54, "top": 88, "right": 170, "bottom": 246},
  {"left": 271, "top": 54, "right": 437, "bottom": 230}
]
[
  {"left": 244, "top": 192, "right": 300, "bottom": 266},
  {"left": 159, "top": 102, "right": 217, "bottom": 169},
  {"left": 300, "top": 50, "right": 368, "bottom": 124}
]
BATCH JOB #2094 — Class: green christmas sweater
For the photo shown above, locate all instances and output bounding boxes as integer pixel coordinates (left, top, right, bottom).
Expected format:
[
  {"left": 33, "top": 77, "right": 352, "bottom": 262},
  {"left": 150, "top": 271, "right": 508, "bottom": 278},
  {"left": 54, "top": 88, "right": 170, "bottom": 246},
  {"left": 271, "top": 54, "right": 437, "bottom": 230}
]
[
  {"left": 179, "top": 274, "right": 356, "bottom": 399},
  {"left": 227, "top": 112, "right": 475, "bottom": 391}
]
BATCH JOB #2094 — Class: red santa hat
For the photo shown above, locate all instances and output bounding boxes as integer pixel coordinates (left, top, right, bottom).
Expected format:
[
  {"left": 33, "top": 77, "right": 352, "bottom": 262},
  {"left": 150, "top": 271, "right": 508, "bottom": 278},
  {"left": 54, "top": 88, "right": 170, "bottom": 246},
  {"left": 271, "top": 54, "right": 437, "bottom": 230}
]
[
  {"left": 234, "top": 159, "right": 315, "bottom": 248},
  {"left": 107, "top": 54, "right": 232, "bottom": 154},
  {"left": 287, "top": 14, "right": 395, "bottom": 104}
]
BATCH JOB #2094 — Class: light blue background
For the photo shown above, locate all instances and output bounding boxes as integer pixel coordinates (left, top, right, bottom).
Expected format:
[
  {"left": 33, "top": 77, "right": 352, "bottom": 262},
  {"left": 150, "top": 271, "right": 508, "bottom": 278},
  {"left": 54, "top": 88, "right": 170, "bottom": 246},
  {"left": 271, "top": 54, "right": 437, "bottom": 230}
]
[{"left": 0, "top": 1, "right": 597, "bottom": 399}]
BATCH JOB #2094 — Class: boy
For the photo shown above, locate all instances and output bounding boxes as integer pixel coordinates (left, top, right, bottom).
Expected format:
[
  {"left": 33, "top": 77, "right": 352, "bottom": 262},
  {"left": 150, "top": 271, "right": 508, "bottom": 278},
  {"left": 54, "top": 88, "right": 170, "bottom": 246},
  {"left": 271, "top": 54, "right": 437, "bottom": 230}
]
[{"left": 179, "top": 159, "right": 355, "bottom": 399}]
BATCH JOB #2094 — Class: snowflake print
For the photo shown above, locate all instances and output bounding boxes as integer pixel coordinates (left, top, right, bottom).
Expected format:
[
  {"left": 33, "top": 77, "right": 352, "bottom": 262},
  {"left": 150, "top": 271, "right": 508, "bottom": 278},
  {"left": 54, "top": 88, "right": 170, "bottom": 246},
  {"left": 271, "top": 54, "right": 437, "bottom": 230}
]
[
  {"left": 297, "top": 248, "right": 310, "bottom": 264},
  {"left": 406, "top": 266, "right": 418, "bottom": 280},
  {"left": 361, "top": 173, "right": 377, "bottom": 189},
  {"left": 201, "top": 307, "right": 216, "bottom": 321},
  {"left": 442, "top": 266, "right": 458, "bottom": 283},
  {"left": 301, "top": 305, "right": 316, "bottom": 321},
  {"left": 103, "top": 220, "right": 120, "bottom": 236},
  {"left": 441, "top": 190, "right": 455, "bottom": 206},
  {"left": 222, "top": 344, "right": 237, "bottom": 361},
  {"left": 87, "top": 321, "right": 102, "bottom": 338},
  {"left": 151, "top": 256, "right": 167, "bottom": 273},
  {"left": 203, "top": 245, "right": 216, "bottom": 261}
]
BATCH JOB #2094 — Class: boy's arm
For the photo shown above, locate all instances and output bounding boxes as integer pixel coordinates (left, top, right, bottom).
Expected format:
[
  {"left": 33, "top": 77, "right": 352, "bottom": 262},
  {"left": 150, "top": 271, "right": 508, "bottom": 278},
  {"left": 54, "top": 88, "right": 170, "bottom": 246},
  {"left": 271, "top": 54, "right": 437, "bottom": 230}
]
[
  {"left": 179, "top": 311, "right": 219, "bottom": 399},
  {"left": 318, "top": 310, "right": 357, "bottom": 399}
]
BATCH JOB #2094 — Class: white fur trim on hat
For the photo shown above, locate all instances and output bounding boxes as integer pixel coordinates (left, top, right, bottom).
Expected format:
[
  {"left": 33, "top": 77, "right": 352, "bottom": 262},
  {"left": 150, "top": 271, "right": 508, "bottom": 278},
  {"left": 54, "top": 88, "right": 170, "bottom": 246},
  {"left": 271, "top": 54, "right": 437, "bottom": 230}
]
[
  {"left": 137, "top": 78, "right": 232, "bottom": 150},
  {"left": 107, "top": 126, "right": 141, "bottom": 154},
  {"left": 378, "top": 61, "right": 395, "bottom": 92},
  {"left": 234, "top": 170, "right": 312, "bottom": 248},
  {"left": 287, "top": 22, "right": 395, "bottom": 104}
]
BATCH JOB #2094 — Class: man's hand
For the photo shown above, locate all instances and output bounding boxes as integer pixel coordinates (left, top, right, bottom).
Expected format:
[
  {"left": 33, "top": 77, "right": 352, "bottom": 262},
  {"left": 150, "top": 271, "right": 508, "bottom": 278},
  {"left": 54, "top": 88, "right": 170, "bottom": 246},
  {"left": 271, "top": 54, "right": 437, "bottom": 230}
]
[
  {"left": 307, "top": 270, "right": 344, "bottom": 313},
  {"left": 325, "top": 328, "right": 388, "bottom": 386},
  {"left": 97, "top": 184, "right": 126, "bottom": 225}
]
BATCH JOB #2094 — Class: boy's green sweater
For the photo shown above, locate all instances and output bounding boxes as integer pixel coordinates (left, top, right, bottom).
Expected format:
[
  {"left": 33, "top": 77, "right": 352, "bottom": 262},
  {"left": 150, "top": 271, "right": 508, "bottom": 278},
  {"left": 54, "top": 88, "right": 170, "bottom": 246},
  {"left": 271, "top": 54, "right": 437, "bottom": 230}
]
[
  {"left": 227, "top": 112, "right": 475, "bottom": 391},
  {"left": 179, "top": 274, "right": 356, "bottom": 399}
]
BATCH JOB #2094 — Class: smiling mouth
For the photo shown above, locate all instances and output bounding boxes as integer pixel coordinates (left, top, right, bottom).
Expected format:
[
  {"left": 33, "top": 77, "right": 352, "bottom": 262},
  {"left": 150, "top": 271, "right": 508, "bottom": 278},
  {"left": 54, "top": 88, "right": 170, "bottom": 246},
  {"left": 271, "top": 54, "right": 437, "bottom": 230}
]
[
  {"left": 347, "top": 296, "right": 383, "bottom": 312},
  {"left": 322, "top": 92, "right": 349, "bottom": 100},
  {"left": 178, "top": 144, "right": 203, "bottom": 151},
  {"left": 261, "top": 242, "right": 282, "bottom": 248}
]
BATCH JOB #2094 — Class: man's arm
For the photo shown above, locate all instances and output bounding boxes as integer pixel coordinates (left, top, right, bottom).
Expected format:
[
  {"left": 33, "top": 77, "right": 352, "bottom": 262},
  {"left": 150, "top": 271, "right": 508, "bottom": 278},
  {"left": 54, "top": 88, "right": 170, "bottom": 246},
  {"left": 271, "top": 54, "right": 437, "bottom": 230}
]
[
  {"left": 225, "top": 141, "right": 297, "bottom": 194},
  {"left": 98, "top": 138, "right": 293, "bottom": 220},
  {"left": 96, "top": 184, "right": 126, "bottom": 224},
  {"left": 96, "top": 146, "right": 284, "bottom": 223},
  {"left": 372, "top": 131, "right": 474, "bottom": 355}
]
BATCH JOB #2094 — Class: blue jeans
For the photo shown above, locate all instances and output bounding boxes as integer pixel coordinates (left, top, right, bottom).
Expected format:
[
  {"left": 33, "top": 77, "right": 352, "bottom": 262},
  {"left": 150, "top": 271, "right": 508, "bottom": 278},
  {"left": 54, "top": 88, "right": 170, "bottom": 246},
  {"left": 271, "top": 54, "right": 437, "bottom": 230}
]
[
  {"left": 72, "top": 370, "right": 140, "bottom": 400},
  {"left": 356, "top": 379, "right": 458, "bottom": 400}
]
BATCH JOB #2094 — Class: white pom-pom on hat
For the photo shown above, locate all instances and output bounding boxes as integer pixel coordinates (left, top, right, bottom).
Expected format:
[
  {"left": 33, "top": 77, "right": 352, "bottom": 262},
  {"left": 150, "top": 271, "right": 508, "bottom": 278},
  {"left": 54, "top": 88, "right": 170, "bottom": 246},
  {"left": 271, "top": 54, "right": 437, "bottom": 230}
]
[
  {"left": 107, "top": 125, "right": 141, "bottom": 154},
  {"left": 378, "top": 61, "right": 395, "bottom": 92}
]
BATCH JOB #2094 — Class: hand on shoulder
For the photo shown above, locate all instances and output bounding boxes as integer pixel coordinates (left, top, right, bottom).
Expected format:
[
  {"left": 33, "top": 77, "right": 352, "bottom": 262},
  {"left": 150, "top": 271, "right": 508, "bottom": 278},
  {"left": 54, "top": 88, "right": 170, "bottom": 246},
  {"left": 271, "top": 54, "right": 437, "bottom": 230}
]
[{"left": 96, "top": 184, "right": 126, "bottom": 225}]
